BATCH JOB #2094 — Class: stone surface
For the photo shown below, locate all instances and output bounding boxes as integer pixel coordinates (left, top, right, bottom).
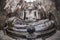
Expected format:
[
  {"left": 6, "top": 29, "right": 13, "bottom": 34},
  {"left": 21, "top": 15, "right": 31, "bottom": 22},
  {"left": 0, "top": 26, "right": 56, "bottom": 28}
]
[{"left": 0, "top": 30, "right": 60, "bottom": 40}]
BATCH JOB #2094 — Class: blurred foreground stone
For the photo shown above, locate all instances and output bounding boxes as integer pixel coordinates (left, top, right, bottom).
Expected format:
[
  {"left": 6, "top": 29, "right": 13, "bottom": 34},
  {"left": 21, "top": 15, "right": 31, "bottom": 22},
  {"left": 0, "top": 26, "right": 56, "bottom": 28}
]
[{"left": 0, "top": 30, "right": 60, "bottom": 40}]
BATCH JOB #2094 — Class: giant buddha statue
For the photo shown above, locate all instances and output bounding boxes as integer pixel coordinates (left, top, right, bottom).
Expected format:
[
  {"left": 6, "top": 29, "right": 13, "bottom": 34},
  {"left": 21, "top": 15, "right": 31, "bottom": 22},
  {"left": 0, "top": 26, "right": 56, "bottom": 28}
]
[{"left": 3, "top": 0, "right": 56, "bottom": 40}]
